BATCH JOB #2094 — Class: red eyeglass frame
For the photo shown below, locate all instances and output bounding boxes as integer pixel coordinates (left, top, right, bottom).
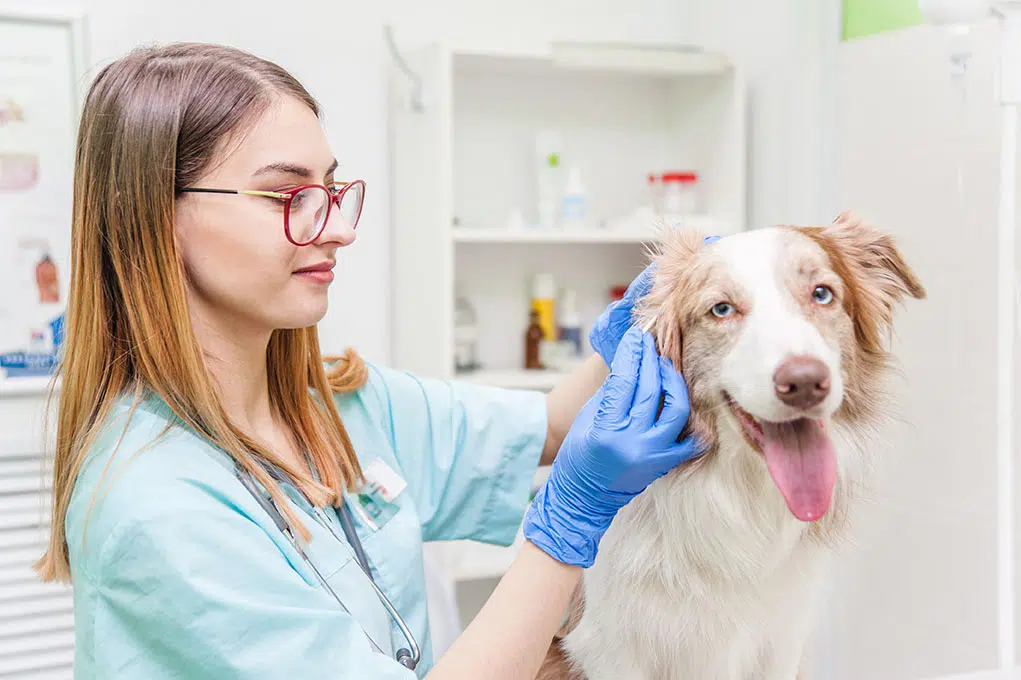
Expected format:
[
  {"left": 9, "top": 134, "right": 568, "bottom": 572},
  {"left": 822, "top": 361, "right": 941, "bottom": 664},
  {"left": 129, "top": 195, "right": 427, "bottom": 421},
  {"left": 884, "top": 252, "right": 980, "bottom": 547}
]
[{"left": 180, "top": 179, "right": 366, "bottom": 246}]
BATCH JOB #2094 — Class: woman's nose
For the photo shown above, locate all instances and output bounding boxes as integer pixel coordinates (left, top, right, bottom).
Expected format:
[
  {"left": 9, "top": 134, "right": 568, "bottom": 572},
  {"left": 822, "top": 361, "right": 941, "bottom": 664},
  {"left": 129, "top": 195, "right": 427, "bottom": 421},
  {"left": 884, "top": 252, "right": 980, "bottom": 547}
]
[{"left": 316, "top": 204, "right": 357, "bottom": 247}]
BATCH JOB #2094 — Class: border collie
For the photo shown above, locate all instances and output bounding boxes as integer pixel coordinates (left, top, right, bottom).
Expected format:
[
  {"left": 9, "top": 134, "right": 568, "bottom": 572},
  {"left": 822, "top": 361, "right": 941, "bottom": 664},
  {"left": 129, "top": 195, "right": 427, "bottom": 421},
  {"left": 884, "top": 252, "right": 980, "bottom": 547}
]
[{"left": 537, "top": 213, "right": 926, "bottom": 680}]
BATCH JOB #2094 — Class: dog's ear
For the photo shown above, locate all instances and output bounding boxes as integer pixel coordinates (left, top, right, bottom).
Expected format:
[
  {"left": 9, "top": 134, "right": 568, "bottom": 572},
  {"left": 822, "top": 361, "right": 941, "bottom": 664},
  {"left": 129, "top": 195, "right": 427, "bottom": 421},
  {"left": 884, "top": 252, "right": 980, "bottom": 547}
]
[
  {"left": 794, "top": 212, "right": 926, "bottom": 356},
  {"left": 826, "top": 211, "right": 926, "bottom": 303},
  {"left": 634, "top": 227, "right": 705, "bottom": 368}
]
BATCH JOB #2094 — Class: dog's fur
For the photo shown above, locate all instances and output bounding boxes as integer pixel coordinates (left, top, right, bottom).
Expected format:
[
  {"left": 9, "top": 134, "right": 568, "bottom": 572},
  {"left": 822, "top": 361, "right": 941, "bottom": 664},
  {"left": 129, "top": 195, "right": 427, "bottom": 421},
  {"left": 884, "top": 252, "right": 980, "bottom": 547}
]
[{"left": 536, "top": 213, "right": 926, "bottom": 680}]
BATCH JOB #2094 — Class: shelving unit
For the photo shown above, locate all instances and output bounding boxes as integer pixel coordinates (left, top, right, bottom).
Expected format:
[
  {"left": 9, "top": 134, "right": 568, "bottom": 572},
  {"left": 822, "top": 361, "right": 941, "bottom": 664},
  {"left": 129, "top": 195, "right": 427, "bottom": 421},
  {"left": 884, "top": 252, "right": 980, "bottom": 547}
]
[
  {"left": 388, "top": 38, "right": 747, "bottom": 618},
  {"left": 390, "top": 40, "right": 746, "bottom": 385}
]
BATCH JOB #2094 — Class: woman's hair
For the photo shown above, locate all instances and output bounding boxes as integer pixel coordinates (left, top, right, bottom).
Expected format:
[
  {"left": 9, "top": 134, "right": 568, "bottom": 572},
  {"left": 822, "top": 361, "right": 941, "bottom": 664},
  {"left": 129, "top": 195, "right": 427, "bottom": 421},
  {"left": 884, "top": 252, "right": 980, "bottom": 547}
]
[{"left": 36, "top": 42, "right": 368, "bottom": 583}]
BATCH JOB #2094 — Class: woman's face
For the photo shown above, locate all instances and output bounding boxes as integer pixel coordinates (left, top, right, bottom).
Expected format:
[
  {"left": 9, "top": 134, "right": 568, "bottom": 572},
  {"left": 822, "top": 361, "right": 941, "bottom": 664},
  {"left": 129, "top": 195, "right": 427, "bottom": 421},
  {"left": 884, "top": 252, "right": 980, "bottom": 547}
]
[{"left": 174, "top": 96, "right": 356, "bottom": 336}]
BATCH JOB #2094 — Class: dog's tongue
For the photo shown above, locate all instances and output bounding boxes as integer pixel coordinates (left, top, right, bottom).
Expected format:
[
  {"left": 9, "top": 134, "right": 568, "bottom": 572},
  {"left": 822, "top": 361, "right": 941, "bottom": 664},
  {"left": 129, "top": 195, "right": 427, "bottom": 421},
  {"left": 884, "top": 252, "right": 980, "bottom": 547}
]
[{"left": 761, "top": 419, "right": 837, "bottom": 522}]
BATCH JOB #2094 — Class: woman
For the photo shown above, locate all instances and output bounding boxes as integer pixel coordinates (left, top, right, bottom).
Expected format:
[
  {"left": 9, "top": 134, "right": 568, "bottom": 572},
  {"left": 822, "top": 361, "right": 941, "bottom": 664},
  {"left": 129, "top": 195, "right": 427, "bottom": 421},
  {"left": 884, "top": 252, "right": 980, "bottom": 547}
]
[{"left": 36, "top": 43, "right": 702, "bottom": 679}]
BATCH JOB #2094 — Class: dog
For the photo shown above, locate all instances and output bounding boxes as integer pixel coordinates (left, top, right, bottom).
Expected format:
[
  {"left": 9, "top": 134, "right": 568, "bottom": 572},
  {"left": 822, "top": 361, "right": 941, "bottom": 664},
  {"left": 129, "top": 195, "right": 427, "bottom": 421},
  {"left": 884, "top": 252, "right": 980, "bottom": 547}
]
[{"left": 536, "top": 213, "right": 926, "bottom": 680}]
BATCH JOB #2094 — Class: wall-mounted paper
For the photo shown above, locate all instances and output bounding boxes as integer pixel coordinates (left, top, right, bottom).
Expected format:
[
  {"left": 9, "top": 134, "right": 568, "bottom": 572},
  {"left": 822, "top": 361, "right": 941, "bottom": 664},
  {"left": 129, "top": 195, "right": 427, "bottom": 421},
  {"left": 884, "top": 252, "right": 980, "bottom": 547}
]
[{"left": 0, "top": 19, "right": 77, "bottom": 395}]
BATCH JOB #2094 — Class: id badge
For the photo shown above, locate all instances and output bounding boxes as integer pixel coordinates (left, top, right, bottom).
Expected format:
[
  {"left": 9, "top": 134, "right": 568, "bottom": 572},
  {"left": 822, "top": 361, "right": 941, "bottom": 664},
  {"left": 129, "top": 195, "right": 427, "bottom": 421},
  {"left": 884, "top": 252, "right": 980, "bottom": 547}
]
[{"left": 351, "top": 458, "right": 406, "bottom": 531}]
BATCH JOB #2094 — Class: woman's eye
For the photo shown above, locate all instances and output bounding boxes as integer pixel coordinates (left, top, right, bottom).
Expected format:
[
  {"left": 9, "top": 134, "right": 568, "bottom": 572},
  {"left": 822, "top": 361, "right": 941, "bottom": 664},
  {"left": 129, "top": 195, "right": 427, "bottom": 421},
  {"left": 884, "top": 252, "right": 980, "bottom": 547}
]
[
  {"left": 711, "top": 302, "right": 734, "bottom": 318},
  {"left": 812, "top": 285, "right": 835, "bottom": 305}
]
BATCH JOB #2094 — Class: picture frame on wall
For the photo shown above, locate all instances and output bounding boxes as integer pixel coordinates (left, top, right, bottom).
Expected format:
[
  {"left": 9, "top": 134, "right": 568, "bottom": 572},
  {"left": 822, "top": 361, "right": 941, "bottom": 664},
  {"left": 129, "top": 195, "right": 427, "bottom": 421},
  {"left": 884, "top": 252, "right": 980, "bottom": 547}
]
[{"left": 0, "top": 8, "right": 87, "bottom": 398}]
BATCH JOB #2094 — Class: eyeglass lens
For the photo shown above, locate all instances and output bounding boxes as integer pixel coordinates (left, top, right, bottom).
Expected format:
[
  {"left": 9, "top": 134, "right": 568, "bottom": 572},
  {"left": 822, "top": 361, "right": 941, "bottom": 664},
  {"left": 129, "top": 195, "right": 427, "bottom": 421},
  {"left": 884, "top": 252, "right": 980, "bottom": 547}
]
[{"left": 289, "top": 183, "right": 364, "bottom": 243}]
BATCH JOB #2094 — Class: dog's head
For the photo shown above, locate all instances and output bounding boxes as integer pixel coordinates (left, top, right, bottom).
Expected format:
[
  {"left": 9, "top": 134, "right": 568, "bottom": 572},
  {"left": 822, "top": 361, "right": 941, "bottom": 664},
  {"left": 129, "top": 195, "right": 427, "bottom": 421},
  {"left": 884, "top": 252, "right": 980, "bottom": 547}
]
[{"left": 637, "top": 213, "right": 925, "bottom": 525}]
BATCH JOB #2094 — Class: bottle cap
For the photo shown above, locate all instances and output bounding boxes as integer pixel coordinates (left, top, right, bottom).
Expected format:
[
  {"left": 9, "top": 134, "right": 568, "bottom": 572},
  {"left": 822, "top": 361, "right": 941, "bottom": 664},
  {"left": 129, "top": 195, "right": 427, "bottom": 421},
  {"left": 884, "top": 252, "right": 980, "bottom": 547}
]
[{"left": 531, "top": 273, "right": 556, "bottom": 300}]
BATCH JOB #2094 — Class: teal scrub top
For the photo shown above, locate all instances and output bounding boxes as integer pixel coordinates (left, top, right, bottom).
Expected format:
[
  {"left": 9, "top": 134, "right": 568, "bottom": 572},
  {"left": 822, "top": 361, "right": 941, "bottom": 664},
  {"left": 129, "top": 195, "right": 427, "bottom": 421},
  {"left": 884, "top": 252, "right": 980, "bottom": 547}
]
[{"left": 64, "top": 361, "right": 548, "bottom": 679}]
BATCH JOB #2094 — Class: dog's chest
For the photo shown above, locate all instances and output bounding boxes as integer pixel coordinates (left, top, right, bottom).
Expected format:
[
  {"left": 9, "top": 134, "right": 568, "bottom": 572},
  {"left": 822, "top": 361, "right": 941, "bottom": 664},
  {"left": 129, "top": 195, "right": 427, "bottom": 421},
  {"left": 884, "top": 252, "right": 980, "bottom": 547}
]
[{"left": 563, "top": 461, "right": 830, "bottom": 679}]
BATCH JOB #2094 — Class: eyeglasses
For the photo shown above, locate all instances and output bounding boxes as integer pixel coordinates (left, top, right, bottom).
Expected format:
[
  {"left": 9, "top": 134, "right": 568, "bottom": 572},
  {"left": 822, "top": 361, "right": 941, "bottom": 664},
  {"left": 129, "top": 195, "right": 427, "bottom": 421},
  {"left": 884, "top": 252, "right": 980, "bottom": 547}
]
[{"left": 179, "top": 180, "right": 366, "bottom": 246}]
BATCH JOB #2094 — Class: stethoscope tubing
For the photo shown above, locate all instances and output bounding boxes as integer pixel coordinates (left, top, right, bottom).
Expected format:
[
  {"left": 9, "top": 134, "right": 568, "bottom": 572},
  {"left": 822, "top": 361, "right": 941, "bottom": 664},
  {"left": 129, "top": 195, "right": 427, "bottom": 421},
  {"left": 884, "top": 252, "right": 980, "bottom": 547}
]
[{"left": 235, "top": 466, "right": 419, "bottom": 670}]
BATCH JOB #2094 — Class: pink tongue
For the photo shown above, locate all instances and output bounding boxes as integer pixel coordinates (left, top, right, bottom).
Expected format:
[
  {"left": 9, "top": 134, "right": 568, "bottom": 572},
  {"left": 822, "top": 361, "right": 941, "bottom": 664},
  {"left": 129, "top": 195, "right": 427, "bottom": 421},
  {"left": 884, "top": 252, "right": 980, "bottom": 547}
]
[{"left": 761, "top": 419, "right": 837, "bottom": 522}]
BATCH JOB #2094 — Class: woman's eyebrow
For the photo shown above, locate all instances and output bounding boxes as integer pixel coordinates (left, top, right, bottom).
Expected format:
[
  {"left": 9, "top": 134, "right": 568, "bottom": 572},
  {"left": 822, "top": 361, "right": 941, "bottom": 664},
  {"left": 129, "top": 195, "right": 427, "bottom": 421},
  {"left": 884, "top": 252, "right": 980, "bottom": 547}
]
[
  {"left": 252, "top": 159, "right": 338, "bottom": 179},
  {"left": 252, "top": 162, "right": 312, "bottom": 179}
]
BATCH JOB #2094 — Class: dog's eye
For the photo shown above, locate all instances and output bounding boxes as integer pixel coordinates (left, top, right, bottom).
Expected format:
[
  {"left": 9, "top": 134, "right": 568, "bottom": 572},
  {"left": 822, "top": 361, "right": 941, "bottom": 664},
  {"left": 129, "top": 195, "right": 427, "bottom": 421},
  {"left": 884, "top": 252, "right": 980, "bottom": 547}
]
[
  {"left": 711, "top": 302, "right": 735, "bottom": 318},
  {"left": 812, "top": 285, "right": 834, "bottom": 305}
]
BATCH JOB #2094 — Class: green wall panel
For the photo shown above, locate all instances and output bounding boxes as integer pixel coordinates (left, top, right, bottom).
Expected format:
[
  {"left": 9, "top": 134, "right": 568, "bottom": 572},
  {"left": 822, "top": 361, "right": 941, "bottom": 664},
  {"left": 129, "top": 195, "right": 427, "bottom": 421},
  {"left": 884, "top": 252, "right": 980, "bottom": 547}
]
[{"left": 843, "top": 0, "right": 923, "bottom": 39}]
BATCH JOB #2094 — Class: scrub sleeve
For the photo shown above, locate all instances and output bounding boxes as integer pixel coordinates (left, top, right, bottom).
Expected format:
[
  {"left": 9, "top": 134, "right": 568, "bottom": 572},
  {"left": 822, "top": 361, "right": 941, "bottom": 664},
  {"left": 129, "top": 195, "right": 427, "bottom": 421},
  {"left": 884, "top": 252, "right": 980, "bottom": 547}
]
[{"left": 358, "top": 362, "right": 548, "bottom": 546}]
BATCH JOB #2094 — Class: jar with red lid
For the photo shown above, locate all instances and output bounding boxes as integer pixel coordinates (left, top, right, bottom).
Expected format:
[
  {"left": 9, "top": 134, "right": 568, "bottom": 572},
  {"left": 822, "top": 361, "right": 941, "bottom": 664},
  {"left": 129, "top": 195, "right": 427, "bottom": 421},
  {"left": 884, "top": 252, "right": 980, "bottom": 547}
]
[{"left": 648, "top": 171, "right": 699, "bottom": 218}]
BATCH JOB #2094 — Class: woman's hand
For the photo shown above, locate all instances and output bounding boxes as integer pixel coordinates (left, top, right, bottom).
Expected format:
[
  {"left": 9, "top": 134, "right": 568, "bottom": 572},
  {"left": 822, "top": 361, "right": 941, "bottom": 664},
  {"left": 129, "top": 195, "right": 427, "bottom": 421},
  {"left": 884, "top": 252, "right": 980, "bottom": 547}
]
[
  {"left": 588, "top": 234, "right": 721, "bottom": 366},
  {"left": 588, "top": 264, "right": 657, "bottom": 366},
  {"left": 428, "top": 328, "right": 704, "bottom": 680},
  {"left": 524, "top": 326, "right": 704, "bottom": 568}
]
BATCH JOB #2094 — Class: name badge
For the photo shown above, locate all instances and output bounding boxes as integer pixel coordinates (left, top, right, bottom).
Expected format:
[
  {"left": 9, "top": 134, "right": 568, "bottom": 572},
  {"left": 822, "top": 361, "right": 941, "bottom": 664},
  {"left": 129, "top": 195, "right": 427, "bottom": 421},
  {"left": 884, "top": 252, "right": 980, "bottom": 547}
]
[
  {"left": 352, "top": 458, "right": 407, "bottom": 530},
  {"left": 363, "top": 458, "right": 407, "bottom": 502}
]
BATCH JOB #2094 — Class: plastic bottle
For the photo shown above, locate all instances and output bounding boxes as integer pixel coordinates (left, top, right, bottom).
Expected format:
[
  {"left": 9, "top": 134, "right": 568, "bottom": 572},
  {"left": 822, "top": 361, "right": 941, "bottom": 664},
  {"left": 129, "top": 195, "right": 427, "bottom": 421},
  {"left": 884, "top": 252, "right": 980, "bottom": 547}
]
[
  {"left": 535, "top": 132, "right": 563, "bottom": 230},
  {"left": 524, "top": 309, "right": 544, "bottom": 370},
  {"left": 649, "top": 171, "right": 699, "bottom": 219},
  {"left": 530, "top": 273, "right": 557, "bottom": 342},
  {"left": 561, "top": 166, "right": 586, "bottom": 226},
  {"left": 453, "top": 294, "right": 479, "bottom": 373},
  {"left": 558, "top": 288, "right": 582, "bottom": 357}
]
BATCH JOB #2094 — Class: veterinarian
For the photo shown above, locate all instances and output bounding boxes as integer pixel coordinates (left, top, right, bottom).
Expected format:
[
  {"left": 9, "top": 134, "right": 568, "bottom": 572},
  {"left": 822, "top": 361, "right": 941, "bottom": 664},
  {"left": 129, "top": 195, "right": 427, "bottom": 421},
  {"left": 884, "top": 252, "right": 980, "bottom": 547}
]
[{"left": 35, "top": 43, "right": 703, "bottom": 680}]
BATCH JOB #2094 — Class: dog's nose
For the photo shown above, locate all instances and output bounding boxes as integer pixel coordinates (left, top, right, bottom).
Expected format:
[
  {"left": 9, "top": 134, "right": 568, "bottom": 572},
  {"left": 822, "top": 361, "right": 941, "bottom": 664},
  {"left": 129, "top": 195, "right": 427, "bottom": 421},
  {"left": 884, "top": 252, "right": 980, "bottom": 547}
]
[{"left": 773, "top": 357, "right": 831, "bottom": 409}]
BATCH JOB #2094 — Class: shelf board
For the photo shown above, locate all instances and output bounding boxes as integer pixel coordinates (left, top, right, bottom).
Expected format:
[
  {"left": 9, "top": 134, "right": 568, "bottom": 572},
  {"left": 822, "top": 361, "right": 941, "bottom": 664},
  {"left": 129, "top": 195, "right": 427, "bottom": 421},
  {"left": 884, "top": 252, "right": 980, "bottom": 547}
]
[
  {"left": 455, "top": 369, "right": 568, "bottom": 391},
  {"left": 451, "top": 42, "right": 732, "bottom": 79},
  {"left": 549, "top": 42, "right": 732, "bottom": 76},
  {"left": 0, "top": 375, "right": 59, "bottom": 399},
  {"left": 452, "top": 227, "right": 656, "bottom": 245},
  {"left": 453, "top": 216, "right": 725, "bottom": 245}
]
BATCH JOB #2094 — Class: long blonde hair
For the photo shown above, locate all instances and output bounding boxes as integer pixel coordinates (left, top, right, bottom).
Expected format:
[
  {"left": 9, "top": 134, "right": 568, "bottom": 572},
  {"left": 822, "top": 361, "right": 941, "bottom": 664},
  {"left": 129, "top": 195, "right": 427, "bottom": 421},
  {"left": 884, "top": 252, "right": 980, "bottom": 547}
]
[{"left": 36, "top": 43, "right": 368, "bottom": 583}]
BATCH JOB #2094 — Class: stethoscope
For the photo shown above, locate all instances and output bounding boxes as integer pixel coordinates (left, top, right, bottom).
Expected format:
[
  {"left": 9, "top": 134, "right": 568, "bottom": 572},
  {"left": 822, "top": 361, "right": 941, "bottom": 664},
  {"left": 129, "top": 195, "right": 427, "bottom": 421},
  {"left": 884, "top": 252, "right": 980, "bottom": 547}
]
[{"left": 235, "top": 462, "right": 421, "bottom": 671}]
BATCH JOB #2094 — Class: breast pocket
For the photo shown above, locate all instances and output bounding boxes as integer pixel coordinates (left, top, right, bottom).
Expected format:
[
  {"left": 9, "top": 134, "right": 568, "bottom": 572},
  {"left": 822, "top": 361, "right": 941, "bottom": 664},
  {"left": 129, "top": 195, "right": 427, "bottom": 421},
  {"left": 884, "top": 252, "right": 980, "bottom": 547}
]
[{"left": 323, "top": 553, "right": 396, "bottom": 657}]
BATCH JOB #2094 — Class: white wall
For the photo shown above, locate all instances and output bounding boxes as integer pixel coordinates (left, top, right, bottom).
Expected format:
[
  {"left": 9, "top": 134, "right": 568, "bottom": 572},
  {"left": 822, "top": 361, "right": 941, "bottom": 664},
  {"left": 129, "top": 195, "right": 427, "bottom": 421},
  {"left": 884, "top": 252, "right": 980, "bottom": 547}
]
[
  {"left": 821, "top": 18, "right": 1010, "bottom": 680},
  {"left": 688, "top": 0, "right": 833, "bottom": 227}
]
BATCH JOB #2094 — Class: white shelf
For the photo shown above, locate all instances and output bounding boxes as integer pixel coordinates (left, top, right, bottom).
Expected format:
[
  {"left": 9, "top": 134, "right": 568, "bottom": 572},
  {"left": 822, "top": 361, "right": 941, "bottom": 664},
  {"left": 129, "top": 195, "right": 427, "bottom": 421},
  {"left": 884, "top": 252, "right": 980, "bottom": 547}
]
[
  {"left": 390, "top": 38, "right": 746, "bottom": 379},
  {"left": 0, "top": 376, "right": 58, "bottom": 399},
  {"left": 548, "top": 42, "right": 732, "bottom": 76},
  {"left": 455, "top": 369, "right": 568, "bottom": 391},
  {"left": 452, "top": 215, "right": 729, "bottom": 245},
  {"left": 452, "top": 226, "right": 657, "bottom": 244},
  {"left": 452, "top": 43, "right": 732, "bottom": 79}
]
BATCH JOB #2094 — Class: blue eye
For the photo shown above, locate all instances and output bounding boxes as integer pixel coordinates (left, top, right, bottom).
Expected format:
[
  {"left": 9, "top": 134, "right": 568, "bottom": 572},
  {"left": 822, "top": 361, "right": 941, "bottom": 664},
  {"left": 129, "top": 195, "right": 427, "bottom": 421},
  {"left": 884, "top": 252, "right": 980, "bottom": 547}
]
[
  {"left": 711, "top": 302, "right": 734, "bottom": 318},
  {"left": 812, "top": 285, "right": 834, "bottom": 305}
]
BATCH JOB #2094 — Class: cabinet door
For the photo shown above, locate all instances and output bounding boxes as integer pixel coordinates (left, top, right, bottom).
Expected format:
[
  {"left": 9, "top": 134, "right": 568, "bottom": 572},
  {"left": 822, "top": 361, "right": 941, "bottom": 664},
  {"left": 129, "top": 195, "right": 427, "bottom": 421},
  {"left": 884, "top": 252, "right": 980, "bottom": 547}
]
[{"left": 390, "top": 44, "right": 454, "bottom": 379}]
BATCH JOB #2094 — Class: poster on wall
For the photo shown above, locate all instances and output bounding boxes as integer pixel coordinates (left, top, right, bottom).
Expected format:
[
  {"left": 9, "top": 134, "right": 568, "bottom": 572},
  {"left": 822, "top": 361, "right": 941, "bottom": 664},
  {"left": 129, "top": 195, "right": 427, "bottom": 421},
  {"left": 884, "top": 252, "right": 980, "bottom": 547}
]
[{"left": 0, "top": 14, "right": 82, "bottom": 396}]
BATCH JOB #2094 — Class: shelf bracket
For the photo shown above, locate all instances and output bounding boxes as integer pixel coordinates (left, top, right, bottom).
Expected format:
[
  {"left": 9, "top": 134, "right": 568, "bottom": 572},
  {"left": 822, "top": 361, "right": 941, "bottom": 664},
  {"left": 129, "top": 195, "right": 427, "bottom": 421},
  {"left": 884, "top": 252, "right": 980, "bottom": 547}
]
[{"left": 384, "top": 24, "right": 425, "bottom": 113}]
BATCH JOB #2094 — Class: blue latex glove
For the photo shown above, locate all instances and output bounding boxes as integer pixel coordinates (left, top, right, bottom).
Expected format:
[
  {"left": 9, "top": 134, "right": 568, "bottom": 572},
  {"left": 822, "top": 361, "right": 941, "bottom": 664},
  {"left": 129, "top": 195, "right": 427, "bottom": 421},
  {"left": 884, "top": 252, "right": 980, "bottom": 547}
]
[
  {"left": 524, "top": 326, "right": 704, "bottom": 568},
  {"left": 589, "top": 234, "right": 721, "bottom": 365}
]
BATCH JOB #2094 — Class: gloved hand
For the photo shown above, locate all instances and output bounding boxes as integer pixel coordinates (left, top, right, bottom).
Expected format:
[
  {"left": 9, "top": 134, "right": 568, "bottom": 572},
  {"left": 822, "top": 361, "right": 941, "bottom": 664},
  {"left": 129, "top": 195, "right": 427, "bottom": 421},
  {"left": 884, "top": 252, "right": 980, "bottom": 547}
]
[
  {"left": 589, "top": 234, "right": 721, "bottom": 366},
  {"left": 524, "top": 326, "right": 704, "bottom": 568}
]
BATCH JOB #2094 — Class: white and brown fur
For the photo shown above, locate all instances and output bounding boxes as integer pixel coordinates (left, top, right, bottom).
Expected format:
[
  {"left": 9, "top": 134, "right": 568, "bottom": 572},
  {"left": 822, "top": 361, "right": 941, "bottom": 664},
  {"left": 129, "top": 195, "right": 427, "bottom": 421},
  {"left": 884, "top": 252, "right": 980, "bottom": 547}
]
[{"left": 537, "top": 213, "right": 926, "bottom": 680}]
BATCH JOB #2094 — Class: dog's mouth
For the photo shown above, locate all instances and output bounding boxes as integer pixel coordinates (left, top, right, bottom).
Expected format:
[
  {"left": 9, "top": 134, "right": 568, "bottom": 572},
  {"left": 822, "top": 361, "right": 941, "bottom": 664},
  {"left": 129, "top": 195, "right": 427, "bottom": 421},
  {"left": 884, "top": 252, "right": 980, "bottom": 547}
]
[{"left": 724, "top": 393, "right": 837, "bottom": 523}]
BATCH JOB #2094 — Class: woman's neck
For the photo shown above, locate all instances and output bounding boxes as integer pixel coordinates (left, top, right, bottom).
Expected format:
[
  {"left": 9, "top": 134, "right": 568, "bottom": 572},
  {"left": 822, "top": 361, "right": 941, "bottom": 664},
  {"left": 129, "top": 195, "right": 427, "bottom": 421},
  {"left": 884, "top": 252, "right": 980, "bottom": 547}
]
[
  {"left": 189, "top": 308, "right": 274, "bottom": 435},
  {"left": 187, "top": 301, "right": 310, "bottom": 476}
]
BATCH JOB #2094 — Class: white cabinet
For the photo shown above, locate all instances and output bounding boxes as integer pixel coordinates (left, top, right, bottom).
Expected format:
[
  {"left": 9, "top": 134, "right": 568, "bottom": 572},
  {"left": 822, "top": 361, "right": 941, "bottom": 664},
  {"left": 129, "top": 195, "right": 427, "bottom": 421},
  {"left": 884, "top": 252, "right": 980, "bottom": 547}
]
[
  {"left": 388, "top": 41, "right": 747, "bottom": 615},
  {"left": 389, "top": 41, "right": 747, "bottom": 390}
]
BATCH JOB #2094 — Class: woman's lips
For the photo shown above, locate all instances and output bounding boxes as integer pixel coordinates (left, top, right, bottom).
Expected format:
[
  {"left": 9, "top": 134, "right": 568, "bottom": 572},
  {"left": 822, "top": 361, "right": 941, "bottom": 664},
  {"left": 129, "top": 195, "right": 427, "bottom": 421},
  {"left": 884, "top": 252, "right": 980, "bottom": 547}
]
[{"left": 293, "top": 261, "right": 335, "bottom": 284}]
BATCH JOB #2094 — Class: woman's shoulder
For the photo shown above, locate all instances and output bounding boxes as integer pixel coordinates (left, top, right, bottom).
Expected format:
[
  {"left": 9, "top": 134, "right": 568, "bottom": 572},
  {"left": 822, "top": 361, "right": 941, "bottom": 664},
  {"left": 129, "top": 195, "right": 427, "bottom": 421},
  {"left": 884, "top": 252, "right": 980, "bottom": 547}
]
[{"left": 65, "top": 393, "right": 243, "bottom": 577}]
